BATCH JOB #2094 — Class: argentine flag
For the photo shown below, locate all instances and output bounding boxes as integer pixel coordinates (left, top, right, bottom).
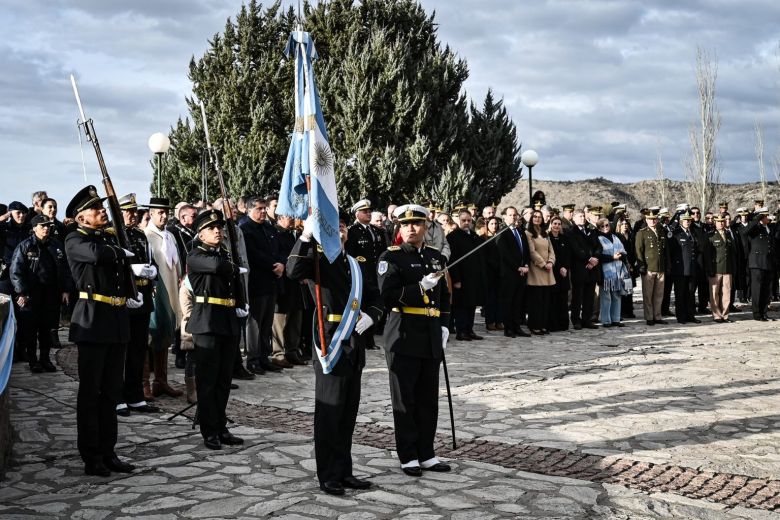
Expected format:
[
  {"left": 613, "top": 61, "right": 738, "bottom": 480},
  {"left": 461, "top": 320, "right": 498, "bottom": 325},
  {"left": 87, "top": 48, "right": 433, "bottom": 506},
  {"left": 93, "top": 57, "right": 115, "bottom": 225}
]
[{"left": 278, "top": 31, "right": 340, "bottom": 263}]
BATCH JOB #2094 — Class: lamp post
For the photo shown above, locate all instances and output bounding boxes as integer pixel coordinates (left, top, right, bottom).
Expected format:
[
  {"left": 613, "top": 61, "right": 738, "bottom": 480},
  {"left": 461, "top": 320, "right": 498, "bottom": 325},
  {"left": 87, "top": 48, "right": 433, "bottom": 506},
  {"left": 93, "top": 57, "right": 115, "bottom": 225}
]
[
  {"left": 148, "top": 132, "right": 171, "bottom": 197},
  {"left": 521, "top": 149, "right": 539, "bottom": 207}
]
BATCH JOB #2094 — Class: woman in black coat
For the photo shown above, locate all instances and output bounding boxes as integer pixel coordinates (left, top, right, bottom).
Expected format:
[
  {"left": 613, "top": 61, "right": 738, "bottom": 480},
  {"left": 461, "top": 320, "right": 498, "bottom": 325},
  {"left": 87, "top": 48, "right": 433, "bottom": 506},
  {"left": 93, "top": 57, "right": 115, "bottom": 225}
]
[
  {"left": 482, "top": 217, "right": 502, "bottom": 331},
  {"left": 615, "top": 219, "right": 636, "bottom": 318},
  {"left": 548, "top": 216, "right": 571, "bottom": 331}
]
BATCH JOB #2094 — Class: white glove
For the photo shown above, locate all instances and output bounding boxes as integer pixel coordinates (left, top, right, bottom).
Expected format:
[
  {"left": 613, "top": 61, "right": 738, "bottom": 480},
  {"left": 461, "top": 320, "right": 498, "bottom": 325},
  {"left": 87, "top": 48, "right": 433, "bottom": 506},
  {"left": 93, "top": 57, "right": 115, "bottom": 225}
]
[
  {"left": 122, "top": 248, "right": 135, "bottom": 258},
  {"left": 126, "top": 293, "right": 143, "bottom": 309},
  {"left": 441, "top": 327, "right": 450, "bottom": 350},
  {"left": 300, "top": 215, "right": 315, "bottom": 242},
  {"left": 239, "top": 267, "right": 248, "bottom": 274},
  {"left": 131, "top": 264, "right": 157, "bottom": 280},
  {"left": 354, "top": 312, "right": 374, "bottom": 335},
  {"left": 419, "top": 272, "right": 441, "bottom": 291},
  {"left": 235, "top": 304, "right": 249, "bottom": 318}
]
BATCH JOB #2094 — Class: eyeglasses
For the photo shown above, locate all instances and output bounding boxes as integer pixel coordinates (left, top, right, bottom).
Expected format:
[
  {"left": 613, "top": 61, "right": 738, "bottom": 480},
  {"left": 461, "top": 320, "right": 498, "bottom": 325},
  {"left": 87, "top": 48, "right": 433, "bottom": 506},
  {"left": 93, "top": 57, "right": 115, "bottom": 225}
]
[
  {"left": 600, "top": 225, "right": 610, "bottom": 229},
  {"left": 691, "top": 211, "right": 700, "bottom": 215}
]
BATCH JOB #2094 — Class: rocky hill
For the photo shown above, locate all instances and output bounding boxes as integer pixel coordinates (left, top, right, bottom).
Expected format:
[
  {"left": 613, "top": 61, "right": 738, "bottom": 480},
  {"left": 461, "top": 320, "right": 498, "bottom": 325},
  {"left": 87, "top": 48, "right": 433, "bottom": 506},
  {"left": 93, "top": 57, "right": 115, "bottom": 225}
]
[{"left": 499, "top": 178, "right": 780, "bottom": 214}]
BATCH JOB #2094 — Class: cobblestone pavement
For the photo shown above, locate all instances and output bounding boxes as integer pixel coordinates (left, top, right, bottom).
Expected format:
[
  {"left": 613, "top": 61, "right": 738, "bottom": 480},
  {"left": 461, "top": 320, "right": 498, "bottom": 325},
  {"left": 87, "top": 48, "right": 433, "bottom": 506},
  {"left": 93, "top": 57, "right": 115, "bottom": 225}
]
[{"left": 2, "top": 300, "right": 780, "bottom": 518}]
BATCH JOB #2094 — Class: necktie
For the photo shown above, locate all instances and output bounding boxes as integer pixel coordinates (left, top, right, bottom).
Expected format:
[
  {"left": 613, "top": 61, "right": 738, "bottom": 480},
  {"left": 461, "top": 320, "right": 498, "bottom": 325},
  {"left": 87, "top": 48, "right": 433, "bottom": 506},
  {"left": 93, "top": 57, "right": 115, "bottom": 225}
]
[{"left": 513, "top": 228, "right": 523, "bottom": 255}]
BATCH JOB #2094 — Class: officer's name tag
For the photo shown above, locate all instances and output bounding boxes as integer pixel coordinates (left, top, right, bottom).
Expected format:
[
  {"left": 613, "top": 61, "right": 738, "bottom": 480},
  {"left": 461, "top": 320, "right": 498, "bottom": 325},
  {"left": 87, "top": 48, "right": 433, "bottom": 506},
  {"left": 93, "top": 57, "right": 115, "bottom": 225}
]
[{"left": 378, "top": 260, "right": 388, "bottom": 275}]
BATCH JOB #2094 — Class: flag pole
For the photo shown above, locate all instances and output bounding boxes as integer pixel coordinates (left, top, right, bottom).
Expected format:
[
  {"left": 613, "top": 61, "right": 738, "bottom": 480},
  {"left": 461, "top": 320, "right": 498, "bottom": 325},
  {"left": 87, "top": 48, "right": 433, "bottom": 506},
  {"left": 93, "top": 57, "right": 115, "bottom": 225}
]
[{"left": 306, "top": 177, "right": 328, "bottom": 359}]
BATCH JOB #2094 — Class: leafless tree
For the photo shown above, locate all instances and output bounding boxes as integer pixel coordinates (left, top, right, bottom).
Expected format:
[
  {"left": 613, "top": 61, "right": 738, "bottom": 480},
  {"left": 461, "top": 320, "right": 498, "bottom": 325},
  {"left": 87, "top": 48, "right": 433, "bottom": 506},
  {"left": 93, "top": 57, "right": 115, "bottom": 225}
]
[
  {"left": 683, "top": 46, "right": 722, "bottom": 212},
  {"left": 755, "top": 120, "right": 767, "bottom": 201},
  {"left": 655, "top": 140, "right": 667, "bottom": 207}
]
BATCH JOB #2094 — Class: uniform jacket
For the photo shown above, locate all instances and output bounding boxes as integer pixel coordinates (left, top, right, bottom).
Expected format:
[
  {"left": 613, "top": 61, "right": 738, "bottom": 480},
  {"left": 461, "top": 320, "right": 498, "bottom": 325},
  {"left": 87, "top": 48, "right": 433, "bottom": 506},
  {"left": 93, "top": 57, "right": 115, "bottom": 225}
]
[
  {"left": 65, "top": 225, "right": 132, "bottom": 344},
  {"left": 185, "top": 244, "right": 241, "bottom": 340},
  {"left": 669, "top": 226, "right": 697, "bottom": 277},
  {"left": 566, "top": 225, "right": 603, "bottom": 284},
  {"left": 745, "top": 218, "right": 775, "bottom": 271},
  {"left": 705, "top": 229, "right": 735, "bottom": 277},
  {"left": 377, "top": 243, "right": 450, "bottom": 360},
  {"left": 346, "top": 221, "right": 386, "bottom": 291},
  {"left": 525, "top": 231, "right": 556, "bottom": 286},
  {"left": 240, "top": 218, "right": 285, "bottom": 296},
  {"left": 10, "top": 235, "right": 72, "bottom": 296},
  {"left": 274, "top": 225, "right": 301, "bottom": 313},
  {"left": 635, "top": 225, "right": 668, "bottom": 273},
  {"left": 286, "top": 240, "right": 384, "bottom": 368},
  {"left": 126, "top": 226, "right": 155, "bottom": 315},
  {"left": 446, "top": 227, "right": 486, "bottom": 307}
]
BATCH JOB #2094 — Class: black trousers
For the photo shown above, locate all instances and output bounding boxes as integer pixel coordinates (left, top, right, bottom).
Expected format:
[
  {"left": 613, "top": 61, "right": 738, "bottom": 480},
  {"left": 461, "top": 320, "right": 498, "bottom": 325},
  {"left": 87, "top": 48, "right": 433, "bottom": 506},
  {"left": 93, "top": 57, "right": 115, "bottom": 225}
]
[
  {"left": 76, "top": 342, "right": 126, "bottom": 465},
  {"left": 696, "top": 269, "right": 709, "bottom": 310},
  {"left": 453, "top": 305, "right": 476, "bottom": 334},
  {"left": 246, "top": 294, "right": 275, "bottom": 366},
  {"left": 673, "top": 275, "right": 696, "bottom": 322},
  {"left": 194, "top": 335, "right": 237, "bottom": 439},
  {"left": 548, "top": 284, "right": 570, "bottom": 331},
  {"left": 570, "top": 281, "right": 596, "bottom": 325},
  {"left": 501, "top": 280, "right": 526, "bottom": 333},
  {"left": 314, "top": 346, "right": 362, "bottom": 483},
  {"left": 751, "top": 269, "right": 771, "bottom": 318},
  {"left": 123, "top": 313, "right": 150, "bottom": 405},
  {"left": 386, "top": 352, "right": 440, "bottom": 465},
  {"left": 526, "top": 285, "right": 551, "bottom": 330},
  {"left": 662, "top": 275, "right": 673, "bottom": 314},
  {"left": 17, "top": 286, "right": 60, "bottom": 363}
]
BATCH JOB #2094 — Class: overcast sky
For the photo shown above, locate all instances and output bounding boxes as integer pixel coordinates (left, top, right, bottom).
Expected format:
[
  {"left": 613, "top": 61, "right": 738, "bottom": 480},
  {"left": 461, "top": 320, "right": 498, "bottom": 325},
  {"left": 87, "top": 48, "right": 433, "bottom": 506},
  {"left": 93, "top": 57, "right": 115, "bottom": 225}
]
[{"left": 1, "top": 0, "right": 779, "bottom": 208}]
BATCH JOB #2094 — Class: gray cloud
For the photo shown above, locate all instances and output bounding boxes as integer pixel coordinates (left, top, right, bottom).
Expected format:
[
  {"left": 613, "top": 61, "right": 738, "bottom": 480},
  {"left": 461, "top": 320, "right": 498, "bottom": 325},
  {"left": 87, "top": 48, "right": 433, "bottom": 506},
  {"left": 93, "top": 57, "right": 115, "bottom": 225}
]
[{"left": 1, "top": 0, "right": 779, "bottom": 207}]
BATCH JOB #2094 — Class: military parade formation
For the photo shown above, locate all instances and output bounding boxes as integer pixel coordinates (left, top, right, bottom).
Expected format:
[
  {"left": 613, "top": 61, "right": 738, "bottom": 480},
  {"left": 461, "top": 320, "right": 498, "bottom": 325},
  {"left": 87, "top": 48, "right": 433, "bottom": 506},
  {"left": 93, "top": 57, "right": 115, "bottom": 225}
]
[{"left": 1, "top": 185, "right": 778, "bottom": 494}]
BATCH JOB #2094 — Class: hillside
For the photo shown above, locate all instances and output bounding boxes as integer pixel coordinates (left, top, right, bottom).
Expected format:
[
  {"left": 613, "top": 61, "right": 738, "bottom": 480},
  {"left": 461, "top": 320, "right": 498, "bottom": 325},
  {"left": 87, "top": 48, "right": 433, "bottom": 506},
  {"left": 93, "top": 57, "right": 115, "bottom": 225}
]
[{"left": 499, "top": 178, "right": 780, "bottom": 214}]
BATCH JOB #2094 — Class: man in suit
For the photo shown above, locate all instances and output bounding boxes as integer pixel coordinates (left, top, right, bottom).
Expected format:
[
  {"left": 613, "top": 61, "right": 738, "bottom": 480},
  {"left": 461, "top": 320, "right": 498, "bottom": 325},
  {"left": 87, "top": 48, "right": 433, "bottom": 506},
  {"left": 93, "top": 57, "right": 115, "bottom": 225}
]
[
  {"left": 446, "top": 209, "right": 486, "bottom": 341},
  {"left": 745, "top": 207, "right": 775, "bottom": 320},
  {"left": 495, "top": 206, "right": 531, "bottom": 337},
  {"left": 287, "top": 211, "right": 384, "bottom": 495},
  {"left": 566, "top": 209, "right": 602, "bottom": 329},
  {"left": 378, "top": 204, "right": 451, "bottom": 477}
]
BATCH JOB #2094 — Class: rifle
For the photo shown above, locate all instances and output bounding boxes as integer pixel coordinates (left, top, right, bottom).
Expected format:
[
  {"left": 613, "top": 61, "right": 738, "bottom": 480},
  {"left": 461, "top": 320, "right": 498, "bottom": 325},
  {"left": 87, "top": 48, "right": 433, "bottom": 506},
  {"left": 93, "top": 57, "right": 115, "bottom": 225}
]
[
  {"left": 69, "top": 74, "right": 138, "bottom": 299},
  {"left": 199, "top": 100, "right": 247, "bottom": 309}
]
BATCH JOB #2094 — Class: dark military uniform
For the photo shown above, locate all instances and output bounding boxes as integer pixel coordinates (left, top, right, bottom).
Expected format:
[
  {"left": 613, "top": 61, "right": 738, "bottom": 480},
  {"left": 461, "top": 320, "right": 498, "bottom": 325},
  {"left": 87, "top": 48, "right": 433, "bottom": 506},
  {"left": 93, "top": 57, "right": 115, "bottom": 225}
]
[
  {"left": 185, "top": 212, "right": 242, "bottom": 447},
  {"left": 346, "top": 220, "right": 385, "bottom": 348},
  {"left": 745, "top": 215, "right": 774, "bottom": 320},
  {"left": 66, "top": 217, "right": 133, "bottom": 470},
  {"left": 123, "top": 225, "right": 156, "bottom": 407},
  {"left": 377, "top": 242, "right": 450, "bottom": 467},
  {"left": 668, "top": 224, "right": 698, "bottom": 323},
  {"left": 10, "top": 224, "right": 71, "bottom": 371},
  {"left": 286, "top": 239, "right": 383, "bottom": 487}
]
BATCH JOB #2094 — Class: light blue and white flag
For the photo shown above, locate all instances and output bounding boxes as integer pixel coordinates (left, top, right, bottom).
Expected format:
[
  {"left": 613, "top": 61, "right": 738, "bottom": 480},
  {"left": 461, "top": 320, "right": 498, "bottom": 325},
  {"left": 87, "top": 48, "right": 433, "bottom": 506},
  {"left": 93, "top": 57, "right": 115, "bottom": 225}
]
[
  {"left": 278, "top": 30, "right": 340, "bottom": 263},
  {"left": 0, "top": 298, "right": 16, "bottom": 394}
]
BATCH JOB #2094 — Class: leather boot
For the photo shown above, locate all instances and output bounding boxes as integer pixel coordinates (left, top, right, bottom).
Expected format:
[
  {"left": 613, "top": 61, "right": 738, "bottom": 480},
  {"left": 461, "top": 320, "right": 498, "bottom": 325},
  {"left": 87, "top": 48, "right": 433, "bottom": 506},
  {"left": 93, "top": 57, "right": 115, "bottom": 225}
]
[
  {"left": 143, "top": 355, "right": 155, "bottom": 402},
  {"left": 185, "top": 376, "right": 197, "bottom": 404},
  {"left": 152, "top": 349, "right": 183, "bottom": 398}
]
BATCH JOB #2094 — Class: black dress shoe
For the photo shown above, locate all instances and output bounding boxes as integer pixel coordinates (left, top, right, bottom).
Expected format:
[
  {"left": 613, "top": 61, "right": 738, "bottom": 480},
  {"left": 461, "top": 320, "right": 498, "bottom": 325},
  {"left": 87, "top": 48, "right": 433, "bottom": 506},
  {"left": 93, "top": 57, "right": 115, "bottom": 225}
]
[
  {"left": 690, "top": 318, "right": 702, "bottom": 324},
  {"left": 341, "top": 475, "right": 371, "bottom": 489},
  {"left": 285, "top": 351, "right": 308, "bottom": 366},
  {"left": 515, "top": 329, "right": 531, "bottom": 337},
  {"left": 573, "top": 323, "right": 583, "bottom": 330},
  {"left": 468, "top": 332, "right": 484, "bottom": 340},
  {"left": 320, "top": 480, "right": 345, "bottom": 495},
  {"left": 233, "top": 365, "right": 255, "bottom": 380},
  {"left": 29, "top": 362, "right": 44, "bottom": 373},
  {"left": 130, "top": 403, "right": 161, "bottom": 413},
  {"left": 654, "top": 320, "right": 668, "bottom": 325},
  {"left": 582, "top": 322, "right": 599, "bottom": 329},
  {"left": 219, "top": 431, "right": 244, "bottom": 445},
  {"left": 40, "top": 359, "right": 57, "bottom": 372},
  {"left": 103, "top": 455, "right": 135, "bottom": 473},
  {"left": 204, "top": 435, "right": 222, "bottom": 450},
  {"left": 647, "top": 320, "right": 655, "bottom": 326},
  {"left": 503, "top": 330, "right": 517, "bottom": 338},
  {"left": 402, "top": 466, "right": 422, "bottom": 477},
  {"left": 259, "top": 360, "right": 283, "bottom": 372},
  {"left": 116, "top": 407, "right": 131, "bottom": 417},
  {"left": 230, "top": 383, "right": 239, "bottom": 390},
  {"left": 247, "top": 363, "right": 266, "bottom": 375},
  {"left": 84, "top": 462, "right": 110, "bottom": 477},
  {"left": 422, "top": 462, "right": 451, "bottom": 472},
  {"left": 455, "top": 333, "right": 472, "bottom": 341},
  {"left": 614, "top": 322, "right": 626, "bottom": 327}
]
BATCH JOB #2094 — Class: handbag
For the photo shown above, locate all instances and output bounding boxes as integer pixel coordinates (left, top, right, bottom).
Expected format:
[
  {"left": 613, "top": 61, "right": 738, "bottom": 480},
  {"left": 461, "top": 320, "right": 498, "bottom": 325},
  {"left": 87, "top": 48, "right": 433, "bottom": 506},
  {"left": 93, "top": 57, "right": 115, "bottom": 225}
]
[{"left": 620, "top": 260, "right": 633, "bottom": 295}]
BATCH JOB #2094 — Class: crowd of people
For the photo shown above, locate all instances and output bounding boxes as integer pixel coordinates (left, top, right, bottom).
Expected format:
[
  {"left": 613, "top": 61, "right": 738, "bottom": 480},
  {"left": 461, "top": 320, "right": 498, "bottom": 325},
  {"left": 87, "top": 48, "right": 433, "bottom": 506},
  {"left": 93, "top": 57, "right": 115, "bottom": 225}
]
[{"left": 0, "top": 186, "right": 777, "bottom": 492}]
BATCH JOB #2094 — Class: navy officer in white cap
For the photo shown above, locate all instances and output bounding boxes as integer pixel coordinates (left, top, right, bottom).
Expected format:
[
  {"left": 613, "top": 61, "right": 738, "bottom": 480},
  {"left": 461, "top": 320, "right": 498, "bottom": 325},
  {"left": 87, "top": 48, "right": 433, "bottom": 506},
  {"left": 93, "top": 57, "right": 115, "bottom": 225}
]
[{"left": 377, "top": 204, "right": 452, "bottom": 477}]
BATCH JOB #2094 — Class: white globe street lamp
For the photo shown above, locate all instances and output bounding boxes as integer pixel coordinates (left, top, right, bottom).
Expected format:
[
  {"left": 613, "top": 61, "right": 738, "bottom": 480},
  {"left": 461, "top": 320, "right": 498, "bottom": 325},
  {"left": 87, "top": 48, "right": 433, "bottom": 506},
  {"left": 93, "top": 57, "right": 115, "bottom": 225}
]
[
  {"left": 521, "top": 150, "right": 539, "bottom": 207},
  {"left": 148, "top": 132, "right": 171, "bottom": 197}
]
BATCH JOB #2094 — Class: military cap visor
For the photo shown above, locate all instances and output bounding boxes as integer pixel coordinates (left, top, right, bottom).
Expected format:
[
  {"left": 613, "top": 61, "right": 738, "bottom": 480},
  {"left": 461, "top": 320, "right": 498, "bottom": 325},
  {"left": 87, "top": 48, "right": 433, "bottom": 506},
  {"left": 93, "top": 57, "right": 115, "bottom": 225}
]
[
  {"left": 118, "top": 193, "right": 139, "bottom": 211},
  {"left": 394, "top": 204, "right": 429, "bottom": 222},
  {"left": 66, "top": 185, "right": 107, "bottom": 219},
  {"left": 30, "top": 215, "right": 55, "bottom": 227},
  {"left": 713, "top": 215, "right": 726, "bottom": 222},
  {"left": 194, "top": 209, "right": 226, "bottom": 231}
]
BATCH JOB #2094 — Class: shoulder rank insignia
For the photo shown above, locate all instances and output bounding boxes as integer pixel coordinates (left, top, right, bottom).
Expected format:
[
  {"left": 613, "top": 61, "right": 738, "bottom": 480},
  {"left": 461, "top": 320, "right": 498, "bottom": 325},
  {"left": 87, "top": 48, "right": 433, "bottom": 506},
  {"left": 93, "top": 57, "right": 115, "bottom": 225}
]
[
  {"left": 356, "top": 256, "right": 366, "bottom": 262},
  {"left": 388, "top": 245, "right": 401, "bottom": 251}
]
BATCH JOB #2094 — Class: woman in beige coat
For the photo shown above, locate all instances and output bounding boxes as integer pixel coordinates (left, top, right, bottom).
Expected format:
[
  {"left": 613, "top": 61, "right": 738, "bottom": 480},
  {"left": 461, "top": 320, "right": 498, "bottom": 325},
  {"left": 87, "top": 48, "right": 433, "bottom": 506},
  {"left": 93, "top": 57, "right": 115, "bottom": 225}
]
[{"left": 525, "top": 210, "right": 556, "bottom": 335}]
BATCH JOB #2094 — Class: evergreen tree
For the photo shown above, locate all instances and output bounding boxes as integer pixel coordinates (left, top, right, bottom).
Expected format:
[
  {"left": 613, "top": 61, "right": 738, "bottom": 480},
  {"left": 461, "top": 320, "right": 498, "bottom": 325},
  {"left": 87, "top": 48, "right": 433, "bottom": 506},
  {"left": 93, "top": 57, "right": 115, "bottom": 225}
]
[{"left": 159, "top": 0, "right": 522, "bottom": 210}]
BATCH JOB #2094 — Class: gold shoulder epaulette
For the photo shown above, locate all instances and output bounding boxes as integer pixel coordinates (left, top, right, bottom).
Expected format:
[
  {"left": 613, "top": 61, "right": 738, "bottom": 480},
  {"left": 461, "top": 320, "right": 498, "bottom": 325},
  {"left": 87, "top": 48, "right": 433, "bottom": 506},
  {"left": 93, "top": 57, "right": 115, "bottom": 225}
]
[
  {"left": 388, "top": 245, "right": 401, "bottom": 251},
  {"left": 356, "top": 256, "right": 366, "bottom": 262},
  {"left": 105, "top": 227, "right": 116, "bottom": 235},
  {"left": 77, "top": 228, "right": 88, "bottom": 235}
]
